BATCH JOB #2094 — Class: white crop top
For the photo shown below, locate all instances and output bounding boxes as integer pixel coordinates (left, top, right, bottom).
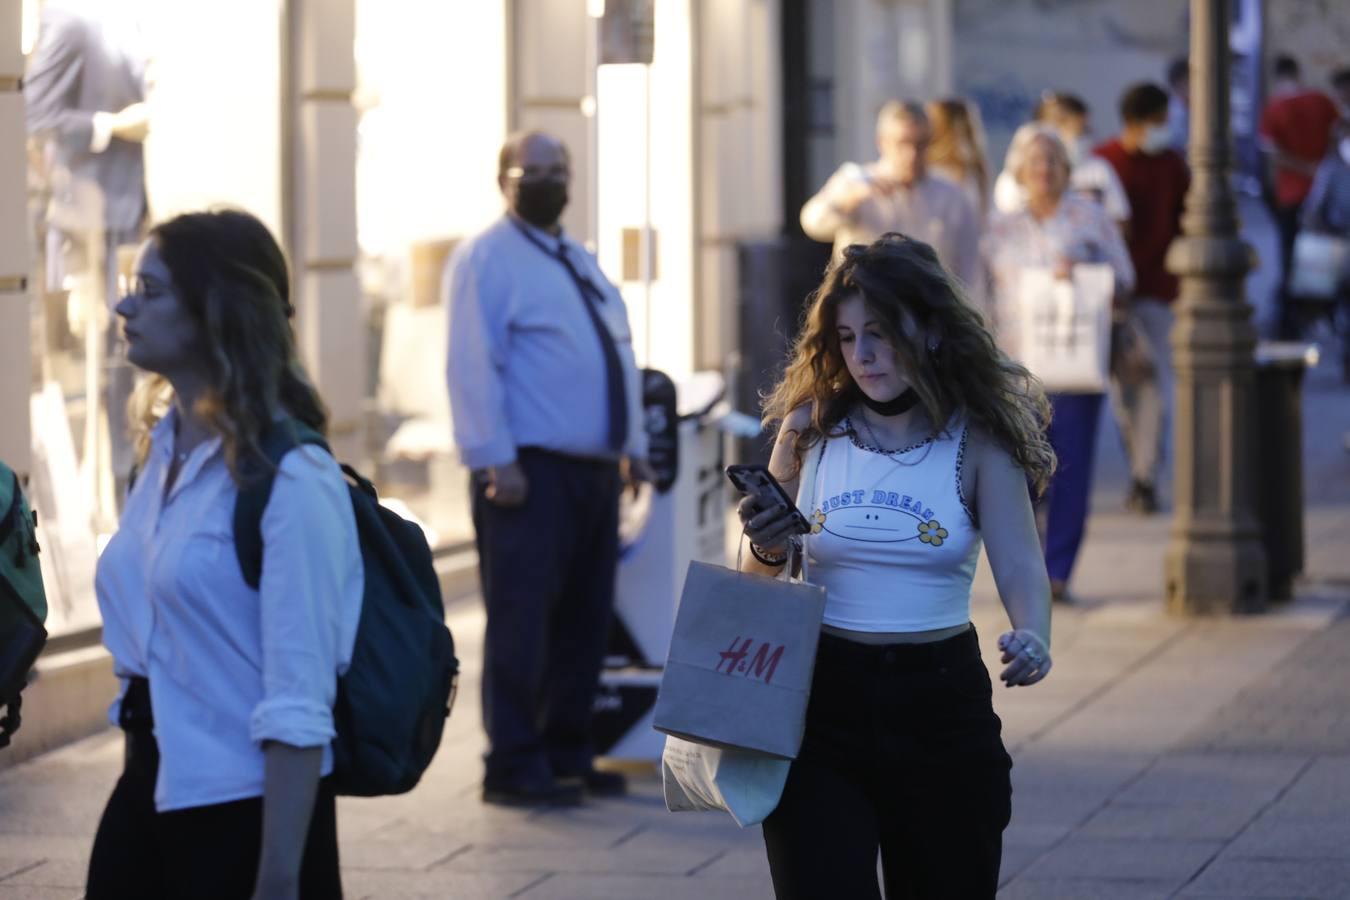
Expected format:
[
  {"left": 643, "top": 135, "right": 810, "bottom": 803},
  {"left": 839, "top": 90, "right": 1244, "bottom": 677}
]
[{"left": 802, "top": 415, "right": 982, "bottom": 632}]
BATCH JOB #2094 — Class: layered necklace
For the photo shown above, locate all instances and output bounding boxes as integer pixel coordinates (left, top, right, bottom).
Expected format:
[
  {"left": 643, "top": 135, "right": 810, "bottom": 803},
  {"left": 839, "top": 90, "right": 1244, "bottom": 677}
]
[{"left": 854, "top": 388, "right": 933, "bottom": 458}]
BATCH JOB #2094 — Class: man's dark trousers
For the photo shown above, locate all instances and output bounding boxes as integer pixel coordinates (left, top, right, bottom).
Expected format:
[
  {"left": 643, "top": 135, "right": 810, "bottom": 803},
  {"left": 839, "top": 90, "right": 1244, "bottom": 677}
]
[
  {"left": 1274, "top": 201, "right": 1304, "bottom": 339},
  {"left": 471, "top": 448, "right": 621, "bottom": 789}
]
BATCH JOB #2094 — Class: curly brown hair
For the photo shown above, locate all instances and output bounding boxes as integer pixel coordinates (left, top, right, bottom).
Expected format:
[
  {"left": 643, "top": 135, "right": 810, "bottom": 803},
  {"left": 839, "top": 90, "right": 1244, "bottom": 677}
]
[
  {"left": 128, "top": 209, "right": 328, "bottom": 482},
  {"left": 763, "top": 233, "right": 1056, "bottom": 495}
]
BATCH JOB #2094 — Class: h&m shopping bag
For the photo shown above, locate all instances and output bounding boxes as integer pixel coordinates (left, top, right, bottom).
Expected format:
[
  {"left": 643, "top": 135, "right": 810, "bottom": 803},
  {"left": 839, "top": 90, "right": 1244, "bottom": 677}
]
[
  {"left": 1017, "top": 263, "right": 1114, "bottom": 393},
  {"left": 653, "top": 561, "right": 826, "bottom": 759},
  {"left": 658, "top": 442, "right": 826, "bottom": 825}
]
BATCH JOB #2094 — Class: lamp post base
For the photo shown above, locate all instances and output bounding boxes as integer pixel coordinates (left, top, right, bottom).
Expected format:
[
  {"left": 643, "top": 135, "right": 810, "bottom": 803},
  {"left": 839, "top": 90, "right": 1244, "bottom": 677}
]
[{"left": 1165, "top": 524, "right": 1267, "bottom": 615}]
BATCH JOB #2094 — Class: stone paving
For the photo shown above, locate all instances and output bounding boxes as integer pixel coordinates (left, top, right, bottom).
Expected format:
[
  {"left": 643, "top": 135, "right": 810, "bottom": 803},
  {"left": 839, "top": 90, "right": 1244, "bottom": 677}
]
[
  {"left": 1, "top": 367, "right": 1348, "bottom": 899},
  {"left": 1182, "top": 610, "right": 1350, "bottom": 756}
]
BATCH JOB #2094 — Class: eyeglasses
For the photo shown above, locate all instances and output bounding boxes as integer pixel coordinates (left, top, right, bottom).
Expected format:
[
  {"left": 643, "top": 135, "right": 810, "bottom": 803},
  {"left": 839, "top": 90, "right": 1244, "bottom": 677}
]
[
  {"left": 504, "top": 164, "right": 570, "bottom": 181},
  {"left": 125, "top": 274, "right": 170, "bottom": 299}
]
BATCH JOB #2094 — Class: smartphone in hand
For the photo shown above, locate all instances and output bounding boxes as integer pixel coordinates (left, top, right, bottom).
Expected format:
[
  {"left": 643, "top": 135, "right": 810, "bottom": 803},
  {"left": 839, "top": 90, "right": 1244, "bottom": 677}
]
[{"left": 725, "top": 464, "right": 812, "bottom": 535}]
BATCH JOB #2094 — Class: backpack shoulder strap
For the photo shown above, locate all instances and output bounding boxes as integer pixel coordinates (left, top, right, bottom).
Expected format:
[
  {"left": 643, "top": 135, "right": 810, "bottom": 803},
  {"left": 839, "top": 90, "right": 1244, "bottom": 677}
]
[
  {"left": 0, "top": 463, "right": 20, "bottom": 548},
  {"left": 233, "top": 419, "right": 331, "bottom": 590}
]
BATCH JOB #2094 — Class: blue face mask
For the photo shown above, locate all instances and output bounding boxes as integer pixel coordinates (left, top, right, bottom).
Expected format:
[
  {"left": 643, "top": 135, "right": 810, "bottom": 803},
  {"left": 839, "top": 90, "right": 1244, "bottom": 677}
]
[
  {"left": 1140, "top": 125, "right": 1171, "bottom": 155},
  {"left": 514, "top": 180, "right": 568, "bottom": 228}
]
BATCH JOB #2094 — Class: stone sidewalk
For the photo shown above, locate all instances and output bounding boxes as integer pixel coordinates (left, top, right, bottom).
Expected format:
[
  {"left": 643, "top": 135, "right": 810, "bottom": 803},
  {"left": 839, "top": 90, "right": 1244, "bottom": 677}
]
[{"left": 0, "top": 370, "right": 1347, "bottom": 899}]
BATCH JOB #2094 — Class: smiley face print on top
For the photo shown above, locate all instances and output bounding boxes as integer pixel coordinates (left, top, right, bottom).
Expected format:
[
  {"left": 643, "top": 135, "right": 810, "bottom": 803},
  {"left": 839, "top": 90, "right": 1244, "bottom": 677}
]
[
  {"left": 811, "top": 487, "right": 948, "bottom": 547},
  {"left": 802, "top": 417, "right": 981, "bottom": 633}
]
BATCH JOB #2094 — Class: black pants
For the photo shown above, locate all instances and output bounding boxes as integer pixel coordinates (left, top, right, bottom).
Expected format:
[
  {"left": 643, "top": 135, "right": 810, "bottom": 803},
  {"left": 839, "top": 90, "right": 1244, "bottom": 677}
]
[
  {"left": 471, "top": 447, "right": 621, "bottom": 787},
  {"left": 1274, "top": 201, "right": 1304, "bottom": 339},
  {"left": 762, "top": 628, "right": 1013, "bottom": 900},
  {"left": 86, "top": 680, "right": 342, "bottom": 900}
]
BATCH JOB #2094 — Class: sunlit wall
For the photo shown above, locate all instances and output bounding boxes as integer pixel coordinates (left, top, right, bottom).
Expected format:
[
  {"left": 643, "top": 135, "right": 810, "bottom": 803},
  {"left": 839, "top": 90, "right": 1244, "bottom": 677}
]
[
  {"left": 354, "top": 0, "right": 508, "bottom": 256},
  {"left": 141, "top": 0, "right": 284, "bottom": 234}
]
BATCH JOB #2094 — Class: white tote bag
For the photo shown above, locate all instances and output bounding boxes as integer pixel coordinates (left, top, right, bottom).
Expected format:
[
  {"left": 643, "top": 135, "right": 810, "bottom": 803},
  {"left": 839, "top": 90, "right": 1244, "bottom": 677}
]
[
  {"left": 1288, "top": 232, "right": 1350, "bottom": 301},
  {"left": 659, "top": 441, "right": 825, "bottom": 827},
  {"left": 661, "top": 734, "right": 791, "bottom": 827},
  {"left": 1016, "top": 264, "right": 1114, "bottom": 394}
]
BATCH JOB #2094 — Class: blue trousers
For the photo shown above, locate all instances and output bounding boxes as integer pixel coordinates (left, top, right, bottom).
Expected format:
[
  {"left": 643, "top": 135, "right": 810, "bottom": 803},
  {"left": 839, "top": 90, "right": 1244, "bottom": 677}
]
[
  {"left": 1043, "top": 393, "right": 1104, "bottom": 584},
  {"left": 470, "top": 448, "right": 621, "bottom": 788}
]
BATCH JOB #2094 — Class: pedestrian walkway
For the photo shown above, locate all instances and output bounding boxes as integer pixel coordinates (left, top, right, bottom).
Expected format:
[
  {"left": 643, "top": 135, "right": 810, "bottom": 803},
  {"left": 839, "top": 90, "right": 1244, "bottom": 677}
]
[{"left": 0, "top": 369, "right": 1347, "bottom": 900}]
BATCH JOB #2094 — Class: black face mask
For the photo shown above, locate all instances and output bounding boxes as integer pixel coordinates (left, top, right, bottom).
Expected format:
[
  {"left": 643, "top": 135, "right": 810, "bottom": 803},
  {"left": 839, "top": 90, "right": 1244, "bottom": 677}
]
[{"left": 515, "top": 180, "right": 568, "bottom": 228}]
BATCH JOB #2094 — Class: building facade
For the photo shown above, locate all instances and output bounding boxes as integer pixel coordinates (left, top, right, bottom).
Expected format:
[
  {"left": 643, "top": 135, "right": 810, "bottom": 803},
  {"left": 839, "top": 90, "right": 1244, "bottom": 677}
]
[{"left": 1, "top": 0, "right": 789, "bottom": 665}]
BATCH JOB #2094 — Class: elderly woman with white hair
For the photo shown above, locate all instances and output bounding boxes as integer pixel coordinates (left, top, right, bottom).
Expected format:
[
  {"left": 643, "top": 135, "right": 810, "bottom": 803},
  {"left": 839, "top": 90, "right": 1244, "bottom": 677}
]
[{"left": 982, "top": 127, "right": 1135, "bottom": 604}]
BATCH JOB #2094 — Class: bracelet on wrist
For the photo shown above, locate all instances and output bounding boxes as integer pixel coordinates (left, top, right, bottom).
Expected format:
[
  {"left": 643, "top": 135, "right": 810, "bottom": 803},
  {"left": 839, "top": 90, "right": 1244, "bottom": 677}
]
[{"left": 749, "top": 541, "right": 789, "bottom": 567}]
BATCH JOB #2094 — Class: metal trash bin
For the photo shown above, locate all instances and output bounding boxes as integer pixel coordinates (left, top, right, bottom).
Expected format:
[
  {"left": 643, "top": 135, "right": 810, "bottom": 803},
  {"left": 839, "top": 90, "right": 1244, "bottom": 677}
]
[{"left": 1252, "top": 341, "right": 1320, "bottom": 603}]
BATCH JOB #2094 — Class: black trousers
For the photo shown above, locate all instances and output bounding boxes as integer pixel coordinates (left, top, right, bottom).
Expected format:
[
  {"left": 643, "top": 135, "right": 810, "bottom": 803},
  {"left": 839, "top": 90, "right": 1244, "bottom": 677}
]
[
  {"left": 762, "top": 628, "right": 1013, "bottom": 900},
  {"left": 1274, "top": 201, "right": 1304, "bottom": 339},
  {"left": 471, "top": 447, "right": 621, "bottom": 787},
  {"left": 86, "top": 680, "right": 342, "bottom": 900}
]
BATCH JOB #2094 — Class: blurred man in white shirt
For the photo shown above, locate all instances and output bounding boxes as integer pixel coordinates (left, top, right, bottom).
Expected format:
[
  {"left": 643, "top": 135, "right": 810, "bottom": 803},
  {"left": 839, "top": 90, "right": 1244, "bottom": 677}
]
[{"left": 801, "top": 101, "right": 982, "bottom": 297}]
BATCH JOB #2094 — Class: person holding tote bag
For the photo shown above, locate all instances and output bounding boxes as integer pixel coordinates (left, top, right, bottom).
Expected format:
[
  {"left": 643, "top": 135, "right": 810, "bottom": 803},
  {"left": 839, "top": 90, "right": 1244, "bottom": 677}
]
[
  {"left": 983, "top": 127, "right": 1136, "bottom": 604},
  {"left": 738, "top": 232, "right": 1055, "bottom": 899}
]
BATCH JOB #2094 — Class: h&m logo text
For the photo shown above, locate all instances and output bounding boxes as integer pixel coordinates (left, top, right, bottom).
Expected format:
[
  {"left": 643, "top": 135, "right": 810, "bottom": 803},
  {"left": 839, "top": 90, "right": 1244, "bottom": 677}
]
[{"left": 715, "top": 636, "right": 785, "bottom": 685}]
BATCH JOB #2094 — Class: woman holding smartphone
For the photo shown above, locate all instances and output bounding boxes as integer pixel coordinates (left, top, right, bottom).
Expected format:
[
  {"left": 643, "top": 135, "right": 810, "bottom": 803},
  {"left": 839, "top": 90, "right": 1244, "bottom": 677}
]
[
  {"left": 86, "top": 209, "right": 362, "bottom": 900},
  {"left": 738, "top": 232, "right": 1054, "bottom": 899}
]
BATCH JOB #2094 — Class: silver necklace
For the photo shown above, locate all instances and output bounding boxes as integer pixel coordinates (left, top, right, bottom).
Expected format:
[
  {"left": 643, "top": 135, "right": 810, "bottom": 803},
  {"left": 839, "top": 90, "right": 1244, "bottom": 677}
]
[{"left": 855, "top": 406, "right": 928, "bottom": 456}]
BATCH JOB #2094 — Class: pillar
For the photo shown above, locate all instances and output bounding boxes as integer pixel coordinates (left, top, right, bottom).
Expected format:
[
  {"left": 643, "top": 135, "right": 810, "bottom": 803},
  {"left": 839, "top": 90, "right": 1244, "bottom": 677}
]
[
  {"left": 1164, "top": 0, "right": 1267, "bottom": 614},
  {"left": 288, "top": 0, "right": 364, "bottom": 462}
]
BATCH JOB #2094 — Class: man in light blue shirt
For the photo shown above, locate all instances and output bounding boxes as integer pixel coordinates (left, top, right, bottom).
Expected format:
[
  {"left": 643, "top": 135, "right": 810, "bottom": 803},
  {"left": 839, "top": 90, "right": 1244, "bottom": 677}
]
[{"left": 445, "top": 131, "right": 650, "bottom": 808}]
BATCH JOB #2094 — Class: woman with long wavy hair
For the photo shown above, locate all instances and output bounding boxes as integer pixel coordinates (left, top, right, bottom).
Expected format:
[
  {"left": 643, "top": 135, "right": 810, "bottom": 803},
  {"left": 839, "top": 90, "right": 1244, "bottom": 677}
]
[
  {"left": 86, "top": 209, "right": 362, "bottom": 900},
  {"left": 738, "top": 233, "right": 1054, "bottom": 899},
  {"left": 926, "top": 97, "right": 992, "bottom": 218}
]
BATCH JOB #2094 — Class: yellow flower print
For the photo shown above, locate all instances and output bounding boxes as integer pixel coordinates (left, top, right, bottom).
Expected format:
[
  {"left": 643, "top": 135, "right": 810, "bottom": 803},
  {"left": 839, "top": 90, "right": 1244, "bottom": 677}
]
[
  {"left": 917, "top": 519, "right": 948, "bottom": 547},
  {"left": 810, "top": 510, "right": 826, "bottom": 535}
]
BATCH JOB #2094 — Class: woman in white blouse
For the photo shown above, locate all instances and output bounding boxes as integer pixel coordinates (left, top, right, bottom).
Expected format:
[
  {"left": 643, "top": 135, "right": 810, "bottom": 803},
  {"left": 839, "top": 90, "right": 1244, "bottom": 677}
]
[
  {"left": 86, "top": 209, "right": 363, "bottom": 900},
  {"left": 983, "top": 128, "right": 1136, "bottom": 604}
]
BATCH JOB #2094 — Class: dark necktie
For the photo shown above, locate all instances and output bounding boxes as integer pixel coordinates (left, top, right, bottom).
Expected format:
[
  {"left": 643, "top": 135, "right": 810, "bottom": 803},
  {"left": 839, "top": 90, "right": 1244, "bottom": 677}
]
[{"left": 512, "top": 220, "right": 629, "bottom": 453}]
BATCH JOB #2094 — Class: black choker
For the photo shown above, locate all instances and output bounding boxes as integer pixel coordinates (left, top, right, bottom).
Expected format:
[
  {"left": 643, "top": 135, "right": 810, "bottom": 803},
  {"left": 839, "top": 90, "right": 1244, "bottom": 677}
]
[{"left": 857, "top": 386, "right": 919, "bottom": 417}]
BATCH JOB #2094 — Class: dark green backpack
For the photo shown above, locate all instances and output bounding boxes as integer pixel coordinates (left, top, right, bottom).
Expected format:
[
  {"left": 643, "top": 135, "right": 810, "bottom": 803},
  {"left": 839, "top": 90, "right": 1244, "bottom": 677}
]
[
  {"left": 233, "top": 422, "right": 458, "bottom": 796},
  {"left": 0, "top": 462, "right": 49, "bottom": 748}
]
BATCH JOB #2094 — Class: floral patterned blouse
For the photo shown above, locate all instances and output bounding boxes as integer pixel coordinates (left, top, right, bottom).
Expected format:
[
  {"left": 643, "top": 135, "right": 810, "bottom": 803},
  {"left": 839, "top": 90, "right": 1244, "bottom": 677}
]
[{"left": 981, "top": 192, "right": 1136, "bottom": 359}]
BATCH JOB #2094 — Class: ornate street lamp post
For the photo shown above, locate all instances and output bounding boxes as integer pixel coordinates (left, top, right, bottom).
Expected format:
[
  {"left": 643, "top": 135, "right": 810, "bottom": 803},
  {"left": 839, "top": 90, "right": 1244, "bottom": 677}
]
[{"left": 1164, "top": 0, "right": 1267, "bottom": 614}]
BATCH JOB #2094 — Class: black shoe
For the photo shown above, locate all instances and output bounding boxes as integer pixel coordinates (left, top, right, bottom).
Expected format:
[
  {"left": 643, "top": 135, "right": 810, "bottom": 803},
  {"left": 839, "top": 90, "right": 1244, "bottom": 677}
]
[
  {"left": 482, "top": 777, "right": 584, "bottom": 808},
  {"left": 1050, "top": 580, "right": 1072, "bottom": 605},
  {"left": 1125, "top": 480, "right": 1158, "bottom": 515},
  {"left": 558, "top": 769, "right": 628, "bottom": 797}
]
